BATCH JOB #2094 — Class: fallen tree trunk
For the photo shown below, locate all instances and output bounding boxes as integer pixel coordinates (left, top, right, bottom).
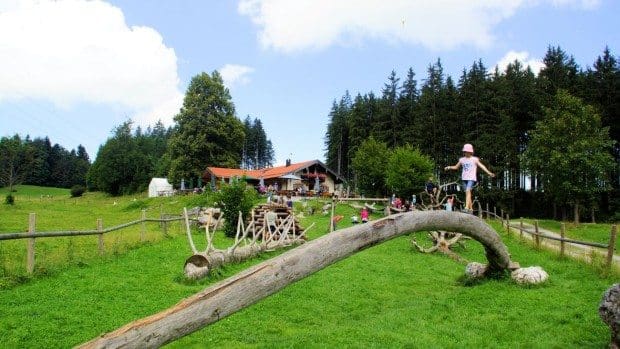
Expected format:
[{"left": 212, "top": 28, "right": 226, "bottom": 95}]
[{"left": 80, "top": 211, "right": 513, "bottom": 349}]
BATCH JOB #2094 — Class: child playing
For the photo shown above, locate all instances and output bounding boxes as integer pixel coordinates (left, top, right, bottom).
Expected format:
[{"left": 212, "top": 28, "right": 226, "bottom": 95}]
[
  {"left": 444, "top": 143, "right": 495, "bottom": 213},
  {"left": 360, "top": 207, "right": 369, "bottom": 223}
]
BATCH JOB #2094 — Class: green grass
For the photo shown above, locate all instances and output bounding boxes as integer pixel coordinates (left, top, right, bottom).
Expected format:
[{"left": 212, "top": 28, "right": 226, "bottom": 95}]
[
  {"left": 0, "top": 187, "right": 618, "bottom": 348},
  {"left": 0, "top": 185, "right": 211, "bottom": 287}
]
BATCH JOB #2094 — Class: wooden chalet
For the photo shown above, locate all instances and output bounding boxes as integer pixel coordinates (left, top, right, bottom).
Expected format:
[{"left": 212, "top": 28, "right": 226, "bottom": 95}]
[{"left": 204, "top": 160, "right": 345, "bottom": 196}]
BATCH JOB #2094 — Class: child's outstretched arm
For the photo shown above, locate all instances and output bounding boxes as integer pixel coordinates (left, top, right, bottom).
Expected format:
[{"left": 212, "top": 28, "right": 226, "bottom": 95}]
[
  {"left": 444, "top": 162, "right": 461, "bottom": 171},
  {"left": 478, "top": 161, "right": 495, "bottom": 177}
]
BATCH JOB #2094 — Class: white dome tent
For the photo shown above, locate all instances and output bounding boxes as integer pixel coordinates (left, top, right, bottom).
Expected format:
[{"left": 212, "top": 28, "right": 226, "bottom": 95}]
[{"left": 148, "top": 178, "right": 173, "bottom": 198}]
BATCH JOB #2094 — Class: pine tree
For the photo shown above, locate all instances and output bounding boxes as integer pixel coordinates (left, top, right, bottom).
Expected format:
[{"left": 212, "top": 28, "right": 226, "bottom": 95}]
[
  {"left": 399, "top": 67, "right": 419, "bottom": 143},
  {"left": 167, "top": 71, "right": 245, "bottom": 185},
  {"left": 538, "top": 46, "right": 580, "bottom": 106},
  {"left": 324, "top": 92, "right": 351, "bottom": 177}
]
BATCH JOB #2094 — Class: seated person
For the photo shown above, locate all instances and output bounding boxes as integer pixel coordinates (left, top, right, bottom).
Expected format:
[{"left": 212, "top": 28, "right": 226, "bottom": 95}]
[{"left": 425, "top": 177, "right": 438, "bottom": 204}]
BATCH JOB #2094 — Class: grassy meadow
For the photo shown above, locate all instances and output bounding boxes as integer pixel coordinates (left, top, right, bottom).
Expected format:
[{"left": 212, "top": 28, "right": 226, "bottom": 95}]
[{"left": 0, "top": 186, "right": 618, "bottom": 348}]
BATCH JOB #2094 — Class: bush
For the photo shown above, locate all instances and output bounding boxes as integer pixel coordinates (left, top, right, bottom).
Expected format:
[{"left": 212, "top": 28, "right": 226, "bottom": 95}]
[
  {"left": 70, "top": 185, "right": 86, "bottom": 198},
  {"left": 213, "top": 177, "right": 258, "bottom": 238},
  {"left": 122, "top": 199, "right": 148, "bottom": 211},
  {"left": 4, "top": 194, "right": 14, "bottom": 205}
]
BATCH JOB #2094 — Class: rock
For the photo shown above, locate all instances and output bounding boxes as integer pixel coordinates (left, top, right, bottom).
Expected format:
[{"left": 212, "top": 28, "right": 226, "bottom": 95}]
[
  {"left": 511, "top": 266, "right": 548, "bottom": 284},
  {"left": 465, "top": 262, "right": 487, "bottom": 278},
  {"left": 599, "top": 283, "right": 620, "bottom": 349}
]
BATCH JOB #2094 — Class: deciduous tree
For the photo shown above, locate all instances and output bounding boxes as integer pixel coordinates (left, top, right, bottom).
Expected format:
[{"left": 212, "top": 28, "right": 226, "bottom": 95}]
[{"left": 522, "top": 90, "right": 614, "bottom": 223}]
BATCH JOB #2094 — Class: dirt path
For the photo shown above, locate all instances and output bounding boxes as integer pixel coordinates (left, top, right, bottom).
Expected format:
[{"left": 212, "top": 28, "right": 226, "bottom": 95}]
[{"left": 507, "top": 221, "right": 619, "bottom": 268}]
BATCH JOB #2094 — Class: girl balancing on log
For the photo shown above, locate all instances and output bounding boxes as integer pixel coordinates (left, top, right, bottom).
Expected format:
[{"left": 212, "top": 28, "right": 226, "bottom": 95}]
[{"left": 444, "top": 143, "right": 495, "bottom": 213}]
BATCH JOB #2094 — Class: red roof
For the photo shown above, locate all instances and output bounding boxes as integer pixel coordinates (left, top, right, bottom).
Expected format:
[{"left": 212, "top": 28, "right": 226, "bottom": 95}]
[{"left": 206, "top": 160, "right": 316, "bottom": 180}]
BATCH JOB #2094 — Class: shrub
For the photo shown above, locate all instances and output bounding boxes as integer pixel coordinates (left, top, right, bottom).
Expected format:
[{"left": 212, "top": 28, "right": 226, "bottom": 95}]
[
  {"left": 70, "top": 185, "right": 86, "bottom": 198},
  {"left": 122, "top": 199, "right": 149, "bottom": 211},
  {"left": 213, "top": 177, "right": 258, "bottom": 238},
  {"left": 4, "top": 194, "right": 14, "bottom": 205}
]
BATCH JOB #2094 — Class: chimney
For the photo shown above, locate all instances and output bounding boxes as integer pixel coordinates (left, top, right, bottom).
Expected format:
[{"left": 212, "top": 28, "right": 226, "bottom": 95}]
[{"left": 285, "top": 158, "right": 291, "bottom": 167}]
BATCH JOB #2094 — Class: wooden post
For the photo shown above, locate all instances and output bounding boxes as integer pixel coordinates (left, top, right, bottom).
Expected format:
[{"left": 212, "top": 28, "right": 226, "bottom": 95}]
[
  {"left": 486, "top": 203, "right": 489, "bottom": 219},
  {"left": 97, "top": 219, "right": 104, "bottom": 255},
  {"left": 500, "top": 209, "right": 504, "bottom": 222},
  {"left": 534, "top": 220, "right": 540, "bottom": 248},
  {"left": 160, "top": 204, "right": 168, "bottom": 236},
  {"left": 606, "top": 225, "right": 617, "bottom": 271},
  {"left": 505, "top": 214, "right": 510, "bottom": 234},
  {"left": 141, "top": 209, "right": 146, "bottom": 242},
  {"left": 329, "top": 197, "right": 335, "bottom": 232},
  {"left": 519, "top": 219, "right": 524, "bottom": 239},
  {"left": 560, "top": 223, "right": 566, "bottom": 258},
  {"left": 27, "top": 213, "right": 36, "bottom": 274},
  {"left": 493, "top": 206, "right": 497, "bottom": 218}
]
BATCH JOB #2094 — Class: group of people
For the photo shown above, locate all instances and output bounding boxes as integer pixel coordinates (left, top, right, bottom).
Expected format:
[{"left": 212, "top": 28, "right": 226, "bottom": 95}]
[
  {"left": 351, "top": 206, "right": 370, "bottom": 225},
  {"left": 390, "top": 143, "right": 495, "bottom": 214}
]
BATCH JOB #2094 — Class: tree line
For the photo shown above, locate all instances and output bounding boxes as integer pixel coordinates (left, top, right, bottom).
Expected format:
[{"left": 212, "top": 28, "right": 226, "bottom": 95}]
[
  {"left": 88, "top": 71, "right": 275, "bottom": 195},
  {"left": 324, "top": 46, "right": 618, "bottom": 221},
  {"left": 0, "top": 134, "right": 90, "bottom": 192},
  {"left": 2, "top": 72, "right": 275, "bottom": 197}
]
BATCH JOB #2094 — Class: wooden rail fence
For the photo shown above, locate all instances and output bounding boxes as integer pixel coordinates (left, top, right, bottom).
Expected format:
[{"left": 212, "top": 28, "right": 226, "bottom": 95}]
[
  {"left": 0, "top": 210, "right": 194, "bottom": 274},
  {"left": 502, "top": 218, "right": 617, "bottom": 270}
]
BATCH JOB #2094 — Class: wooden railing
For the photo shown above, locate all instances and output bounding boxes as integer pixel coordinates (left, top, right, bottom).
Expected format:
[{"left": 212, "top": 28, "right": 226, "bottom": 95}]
[
  {"left": 502, "top": 218, "right": 617, "bottom": 270},
  {"left": 0, "top": 210, "right": 195, "bottom": 274}
]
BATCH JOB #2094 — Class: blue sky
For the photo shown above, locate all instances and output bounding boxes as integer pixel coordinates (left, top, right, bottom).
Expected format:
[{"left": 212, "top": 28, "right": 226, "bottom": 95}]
[{"left": 0, "top": 0, "right": 618, "bottom": 166}]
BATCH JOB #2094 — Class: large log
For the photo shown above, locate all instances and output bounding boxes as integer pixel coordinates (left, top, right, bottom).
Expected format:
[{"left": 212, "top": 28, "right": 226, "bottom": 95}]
[{"left": 80, "top": 211, "right": 513, "bottom": 349}]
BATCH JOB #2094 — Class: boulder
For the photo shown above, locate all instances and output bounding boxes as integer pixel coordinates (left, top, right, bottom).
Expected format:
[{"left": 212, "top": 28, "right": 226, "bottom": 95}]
[
  {"left": 599, "top": 283, "right": 620, "bottom": 349},
  {"left": 511, "top": 266, "right": 548, "bottom": 284}
]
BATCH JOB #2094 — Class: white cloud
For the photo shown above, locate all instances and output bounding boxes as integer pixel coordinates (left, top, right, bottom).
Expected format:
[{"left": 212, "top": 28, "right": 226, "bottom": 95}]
[
  {"left": 219, "top": 64, "right": 255, "bottom": 89},
  {"left": 0, "top": 0, "right": 183, "bottom": 126},
  {"left": 495, "top": 50, "right": 545, "bottom": 75},
  {"left": 238, "top": 0, "right": 600, "bottom": 53},
  {"left": 548, "top": 0, "right": 600, "bottom": 10}
]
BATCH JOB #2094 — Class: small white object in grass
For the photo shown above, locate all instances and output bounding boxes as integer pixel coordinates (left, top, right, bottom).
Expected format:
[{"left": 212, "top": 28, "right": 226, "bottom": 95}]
[
  {"left": 511, "top": 266, "right": 548, "bottom": 284},
  {"left": 465, "top": 262, "right": 487, "bottom": 278}
]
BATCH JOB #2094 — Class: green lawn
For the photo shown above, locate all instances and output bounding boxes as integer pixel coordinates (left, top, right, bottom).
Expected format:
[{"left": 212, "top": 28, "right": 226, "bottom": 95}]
[{"left": 0, "top": 187, "right": 617, "bottom": 348}]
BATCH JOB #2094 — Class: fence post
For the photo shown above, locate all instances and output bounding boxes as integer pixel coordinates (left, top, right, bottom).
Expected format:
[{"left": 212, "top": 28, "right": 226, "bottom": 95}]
[
  {"left": 486, "top": 203, "right": 489, "bottom": 219},
  {"left": 534, "top": 220, "right": 540, "bottom": 248},
  {"left": 519, "top": 218, "right": 524, "bottom": 239},
  {"left": 505, "top": 214, "right": 510, "bottom": 234},
  {"left": 330, "top": 197, "right": 335, "bottom": 232},
  {"left": 27, "top": 213, "right": 36, "bottom": 274},
  {"left": 560, "top": 223, "right": 566, "bottom": 258},
  {"left": 493, "top": 206, "right": 497, "bottom": 218},
  {"left": 500, "top": 209, "right": 504, "bottom": 222},
  {"left": 606, "top": 225, "right": 617, "bottom": 271},
  {"left": 97, "top": 218, "right": 104, "bottom": 255},
  {"left": 159, "top": 204, "right": 167, "bottom": 235},
  {"left": 141, "top": 209, "right": 146, "bottom": 242}
]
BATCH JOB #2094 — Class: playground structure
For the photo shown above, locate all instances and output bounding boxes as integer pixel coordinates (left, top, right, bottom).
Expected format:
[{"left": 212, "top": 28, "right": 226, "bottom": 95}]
[
  {"left": 183, "top": 204, "right": 311, "bottom": 280},
  {"left": 80, "top": 210, "right": 537, "bottom": 349}
]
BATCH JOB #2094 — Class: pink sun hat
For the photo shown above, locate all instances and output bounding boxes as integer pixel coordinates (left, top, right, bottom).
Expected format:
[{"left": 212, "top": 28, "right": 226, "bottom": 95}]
[{"left": 462, "top": 143, "right": 474, "bottom": 153}]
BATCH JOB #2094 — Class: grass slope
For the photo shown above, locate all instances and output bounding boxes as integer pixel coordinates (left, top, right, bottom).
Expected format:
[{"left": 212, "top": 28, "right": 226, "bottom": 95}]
[{"left": 0, "top": 187, "right": 617, "bottom": 347}]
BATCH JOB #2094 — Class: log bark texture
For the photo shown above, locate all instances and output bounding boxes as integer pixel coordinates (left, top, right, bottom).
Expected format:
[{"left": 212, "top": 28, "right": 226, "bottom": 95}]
[{"left": 79, "top": 211, "right": 512, "bottom": 349}]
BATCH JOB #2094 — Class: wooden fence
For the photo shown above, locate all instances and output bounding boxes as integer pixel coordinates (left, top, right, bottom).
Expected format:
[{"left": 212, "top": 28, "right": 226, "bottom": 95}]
[
  {"left": 0, "top": 210, "right": 193, "bottom": 274},
  {"left": 501, "top": 218, "right": 617, "bottom": 270}
]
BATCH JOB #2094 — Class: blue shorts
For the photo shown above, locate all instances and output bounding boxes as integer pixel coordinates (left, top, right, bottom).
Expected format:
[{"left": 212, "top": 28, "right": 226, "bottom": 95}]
[{"left": 462, "top": 180, "right": 476, "bottom": 191}]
